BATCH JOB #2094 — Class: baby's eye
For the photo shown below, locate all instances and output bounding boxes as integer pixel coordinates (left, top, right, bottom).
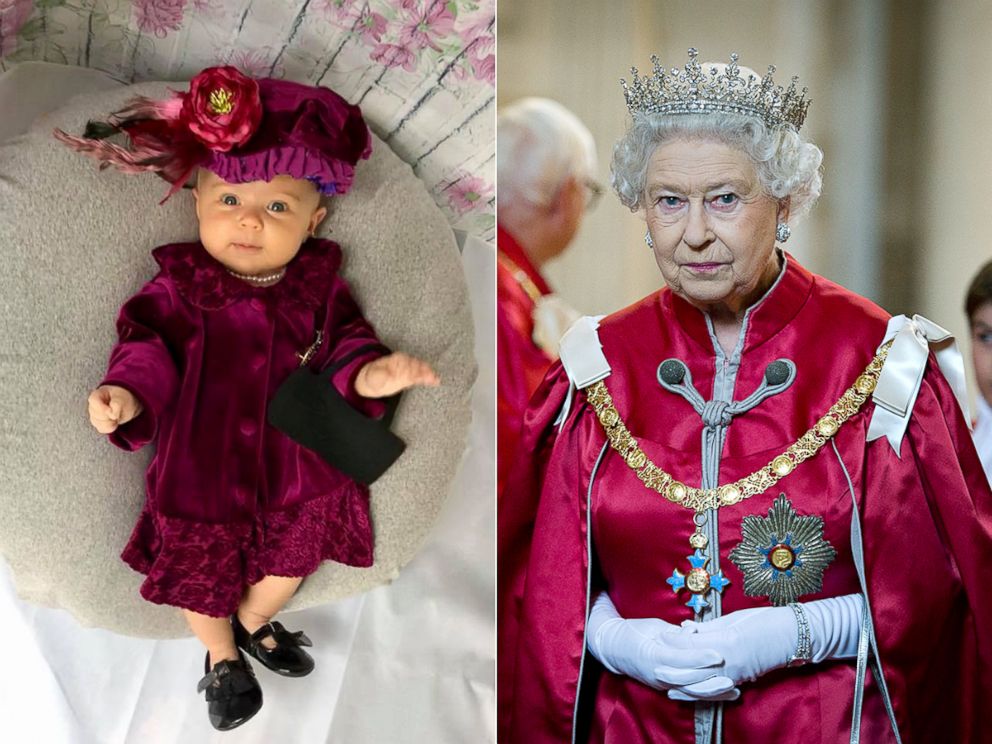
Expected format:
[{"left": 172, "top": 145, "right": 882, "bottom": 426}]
[
  {"left": 221, "top": 194, "right": 239, "bottom": 206},
  {"left": 268, "top": 201, "right": 288, "bottom": 213}
]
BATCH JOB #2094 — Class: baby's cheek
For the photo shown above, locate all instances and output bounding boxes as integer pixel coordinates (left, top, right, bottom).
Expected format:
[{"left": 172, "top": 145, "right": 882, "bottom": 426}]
[
  {"left": 197, "top": 230, "right": 230, "bottom": 264},
  {"left": 198, "top": 218, "right": 228, "bottom": 245}
]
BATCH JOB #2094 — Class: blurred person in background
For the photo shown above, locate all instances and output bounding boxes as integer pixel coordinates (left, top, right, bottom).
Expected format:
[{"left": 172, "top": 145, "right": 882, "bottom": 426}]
[
  {"left": 497, "top": 98, "right": 599, "bottom": 493},
  {"left": 966, "top": 260, "right": 992, "bottom": 481},
  {"left": 499, "top": 49, "right": 992, "bottom": 744}
]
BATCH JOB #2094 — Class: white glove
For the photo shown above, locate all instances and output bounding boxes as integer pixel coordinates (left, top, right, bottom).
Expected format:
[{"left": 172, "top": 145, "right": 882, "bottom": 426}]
[
  {"left": 804, "top": 593, "right": 865, "bottom": 663},
  {"left": 667, "top": 593, "right": 865, "bottom": 702},
  {"left": 586, "top": 591, "right": 738, "bottom": 699}
]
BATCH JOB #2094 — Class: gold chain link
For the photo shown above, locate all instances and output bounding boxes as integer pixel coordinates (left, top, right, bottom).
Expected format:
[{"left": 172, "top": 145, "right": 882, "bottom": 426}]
[{"left": 586, "top": 341, "right": 892, "bottom": 514}]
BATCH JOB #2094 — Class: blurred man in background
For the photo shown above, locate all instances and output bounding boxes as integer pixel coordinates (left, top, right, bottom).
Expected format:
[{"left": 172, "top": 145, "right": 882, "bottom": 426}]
[{"left": 497, "top": 98, "right": 598, "bottom": 494}]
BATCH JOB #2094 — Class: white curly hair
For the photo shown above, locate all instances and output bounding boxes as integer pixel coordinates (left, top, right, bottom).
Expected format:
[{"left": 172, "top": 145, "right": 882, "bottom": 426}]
[{"left": 611, "top": 112, "right": 823, "bottom": 219}]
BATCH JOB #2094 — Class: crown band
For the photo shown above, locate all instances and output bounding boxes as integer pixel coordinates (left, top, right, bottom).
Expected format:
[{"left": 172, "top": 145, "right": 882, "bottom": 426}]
[{"left": 621, "top": 48, "right": 811, "bottom": 131}]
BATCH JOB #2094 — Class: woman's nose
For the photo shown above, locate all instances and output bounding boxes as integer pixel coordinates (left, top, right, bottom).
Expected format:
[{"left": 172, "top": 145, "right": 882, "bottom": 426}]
[
  {"left": 683, "top": 200, "right": 713, "bottom": 249},
  {"left": 238, "top": 207, "right": 263, "bottom": 230}
]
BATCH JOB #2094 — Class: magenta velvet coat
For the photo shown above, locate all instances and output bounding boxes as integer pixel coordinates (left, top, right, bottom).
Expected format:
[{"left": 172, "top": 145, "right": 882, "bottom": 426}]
[
  {"left": 101, "top": 238, "right": 385, "bottom": 617},
  {"left": 498, "top": 255, "right": 992, "bottom": 743}
]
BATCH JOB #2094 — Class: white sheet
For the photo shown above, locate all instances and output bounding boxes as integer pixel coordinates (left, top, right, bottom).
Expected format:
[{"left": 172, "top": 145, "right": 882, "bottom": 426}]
[{"left": 0, "top": 235, "right": 495, "bottom": 744}]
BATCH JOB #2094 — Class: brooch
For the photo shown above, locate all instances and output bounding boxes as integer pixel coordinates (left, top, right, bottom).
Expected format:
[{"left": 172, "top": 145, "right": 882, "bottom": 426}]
[
  {"left": 296, "top": 329, "right": 324, "bottom": 367},
  {"left": 728, "top": 493, "right": 837, "bottom": 606}
]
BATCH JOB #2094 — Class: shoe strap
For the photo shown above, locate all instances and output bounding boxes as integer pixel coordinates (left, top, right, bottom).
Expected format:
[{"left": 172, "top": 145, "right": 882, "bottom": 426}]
[{"left": 250, "top": 621, "right": 313, "bottom": 649}]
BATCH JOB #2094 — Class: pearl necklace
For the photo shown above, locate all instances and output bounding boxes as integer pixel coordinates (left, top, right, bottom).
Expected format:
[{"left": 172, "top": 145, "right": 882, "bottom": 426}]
[{"left": 226, "top": 267, "right": 286, "bottom": 284}]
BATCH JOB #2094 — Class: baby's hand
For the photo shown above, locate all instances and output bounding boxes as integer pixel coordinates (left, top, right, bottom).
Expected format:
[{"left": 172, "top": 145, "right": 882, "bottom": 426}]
[
  {"left": 354, "top": 353, "right": 440, "bottom": 398},
  {"left": 88, "top": 385, "right": 143, "bottom": 434}
]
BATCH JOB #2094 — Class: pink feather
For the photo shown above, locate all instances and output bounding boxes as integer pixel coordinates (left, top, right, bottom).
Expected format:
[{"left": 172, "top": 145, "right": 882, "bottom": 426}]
[
  {"left": 52, "top": 128, "right": 169, "bottom": 174},
  {"left": 108, "top": 90, "right": 185, "bottom": 127}
]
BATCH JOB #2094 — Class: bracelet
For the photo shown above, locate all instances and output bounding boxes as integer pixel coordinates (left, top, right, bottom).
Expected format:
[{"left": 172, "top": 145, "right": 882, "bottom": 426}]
[{"left": 787, "top": 602, "right": 813, "bottom": 667}]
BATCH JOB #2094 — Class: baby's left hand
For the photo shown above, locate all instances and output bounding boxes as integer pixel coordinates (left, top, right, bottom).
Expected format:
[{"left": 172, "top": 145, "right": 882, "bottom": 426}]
[{"left": 354, "top": 352, "right": 440, "bottom": 398}]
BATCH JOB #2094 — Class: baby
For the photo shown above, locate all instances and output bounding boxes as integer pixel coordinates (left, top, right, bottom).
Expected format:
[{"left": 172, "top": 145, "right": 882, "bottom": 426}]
[{"left": 57, "top": 67, "right": 437, "bottom": 731}]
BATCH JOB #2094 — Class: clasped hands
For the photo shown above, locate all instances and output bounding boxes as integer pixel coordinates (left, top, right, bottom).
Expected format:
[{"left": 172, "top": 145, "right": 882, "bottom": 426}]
[
  {"left": 587, "top": 591, "right": 803, "bottom": 702},
  {"left": 88, "top": 352, "right": 439, "bottom": 433}
]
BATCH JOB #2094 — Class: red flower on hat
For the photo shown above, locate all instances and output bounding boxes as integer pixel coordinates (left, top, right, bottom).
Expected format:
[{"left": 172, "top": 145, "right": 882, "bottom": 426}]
[{"left": 179, "top": 66, "right": 262, "bottom": 152}]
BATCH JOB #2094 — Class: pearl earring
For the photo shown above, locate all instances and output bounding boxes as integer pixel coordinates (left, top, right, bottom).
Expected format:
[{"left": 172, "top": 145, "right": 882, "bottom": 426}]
[
  {"left": 776, "top": 222, "right": 791, "bottom": 244},
  {"left": 644, "top": 230, "right": 654, "bottom": 249}
]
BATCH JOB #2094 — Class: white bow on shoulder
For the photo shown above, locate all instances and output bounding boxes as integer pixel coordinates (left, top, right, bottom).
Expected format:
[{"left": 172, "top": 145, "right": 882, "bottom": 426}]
[
  {"left": 866, "top": 314, "right": 971, "bottom": 455},
  {"left": 555, "top": 315, "right": 610, "bottom": 427}
]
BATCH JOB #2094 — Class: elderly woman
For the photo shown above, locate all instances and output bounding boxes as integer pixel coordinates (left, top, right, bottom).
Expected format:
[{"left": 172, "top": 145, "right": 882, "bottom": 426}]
[{"left": 498, "top": 50, "right": 992, "bottom": 744}]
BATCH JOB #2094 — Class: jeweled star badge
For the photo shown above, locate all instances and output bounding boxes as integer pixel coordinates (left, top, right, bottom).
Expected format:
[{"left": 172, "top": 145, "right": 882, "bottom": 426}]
[
  {"left": 666, "top": 549, "right": 730, "bottom": 613},
  {"left": 728, "top": 493, "right": 837, "bottom": 606}
]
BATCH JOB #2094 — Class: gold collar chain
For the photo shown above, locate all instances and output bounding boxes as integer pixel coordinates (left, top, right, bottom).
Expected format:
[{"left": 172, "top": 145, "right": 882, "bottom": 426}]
[{"left": 585, "top": 341, "right": 892, "bottom": 514}]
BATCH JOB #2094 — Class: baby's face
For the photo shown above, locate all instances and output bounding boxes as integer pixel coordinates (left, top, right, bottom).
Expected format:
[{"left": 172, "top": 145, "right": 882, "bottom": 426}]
[{"left": 193, "top": 169, "right": 327, "bottom": 276}]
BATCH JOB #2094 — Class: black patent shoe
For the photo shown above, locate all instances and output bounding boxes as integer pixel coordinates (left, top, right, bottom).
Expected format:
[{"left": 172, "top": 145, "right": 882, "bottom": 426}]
[
  {"left": 232, "top": 615, "right": 315, "bottom": 677},
  {"left": 196, "top": 650, "right": 263, "bottom": 731}
]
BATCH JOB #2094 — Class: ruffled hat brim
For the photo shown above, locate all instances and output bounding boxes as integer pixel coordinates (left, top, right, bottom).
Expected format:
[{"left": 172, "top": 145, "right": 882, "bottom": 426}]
[{"left": 202, "top": 78, "right": 372, "bottom": 195}]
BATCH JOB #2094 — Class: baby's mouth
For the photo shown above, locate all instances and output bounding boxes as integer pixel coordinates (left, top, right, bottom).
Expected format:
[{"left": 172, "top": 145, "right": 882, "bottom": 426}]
[{"left": 232, "top": 242, "right": 263, "bottom": 251}]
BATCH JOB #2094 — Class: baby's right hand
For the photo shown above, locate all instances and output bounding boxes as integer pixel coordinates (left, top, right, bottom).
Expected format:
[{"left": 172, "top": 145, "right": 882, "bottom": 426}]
[{"left": 88, "top": 385, "right": 143, "bottom": 434}]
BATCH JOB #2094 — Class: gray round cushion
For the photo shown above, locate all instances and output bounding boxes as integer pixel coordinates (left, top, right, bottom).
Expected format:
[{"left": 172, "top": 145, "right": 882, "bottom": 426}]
[{"left": 0, "top": 82, "right": 474, "bottom": 638}]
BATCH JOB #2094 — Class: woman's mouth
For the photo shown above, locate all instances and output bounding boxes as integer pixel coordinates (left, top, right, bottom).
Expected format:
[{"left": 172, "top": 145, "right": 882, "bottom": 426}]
[{"left": 683, "top": 262, "right": 726, "bottom": 273}]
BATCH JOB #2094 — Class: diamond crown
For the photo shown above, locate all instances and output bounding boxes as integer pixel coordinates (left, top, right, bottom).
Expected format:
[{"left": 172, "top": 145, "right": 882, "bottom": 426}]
[{"left": 621, "top": 48, "right": 811, "bottom": 131}]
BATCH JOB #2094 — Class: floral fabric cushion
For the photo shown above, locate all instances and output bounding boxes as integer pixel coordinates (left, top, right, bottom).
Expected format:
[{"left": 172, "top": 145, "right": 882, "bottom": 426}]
[{"left": 0, "top": 0, "right": 495, "bottom": 240}]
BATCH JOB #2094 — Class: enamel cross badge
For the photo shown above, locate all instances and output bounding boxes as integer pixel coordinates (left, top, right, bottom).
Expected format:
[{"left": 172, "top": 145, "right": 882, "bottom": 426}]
[{"left": 666, "top": 549, "right": 731, "bottom": 613}]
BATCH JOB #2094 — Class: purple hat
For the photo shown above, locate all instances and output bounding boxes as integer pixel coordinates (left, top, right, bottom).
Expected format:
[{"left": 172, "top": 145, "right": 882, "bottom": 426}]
[{"left": 53, "top": 66, "right": 372, "bottom": 202}]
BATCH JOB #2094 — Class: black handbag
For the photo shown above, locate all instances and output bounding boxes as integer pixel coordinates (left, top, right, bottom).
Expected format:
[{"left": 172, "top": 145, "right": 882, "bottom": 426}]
[{"left": 267, "top": 324, "right": 405, "bottom": 485}]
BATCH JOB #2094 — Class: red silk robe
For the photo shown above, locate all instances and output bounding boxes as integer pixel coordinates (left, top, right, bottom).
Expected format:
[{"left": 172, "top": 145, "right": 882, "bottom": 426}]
[
  {"left": 498, "top": 254, "right": 992, "bottom": 743},
  {"left": 497, "top": 225, "right": 554, "bottom": 494},
  {"left": 102, "top": 238, "right": 385, "bottom": 617}
]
